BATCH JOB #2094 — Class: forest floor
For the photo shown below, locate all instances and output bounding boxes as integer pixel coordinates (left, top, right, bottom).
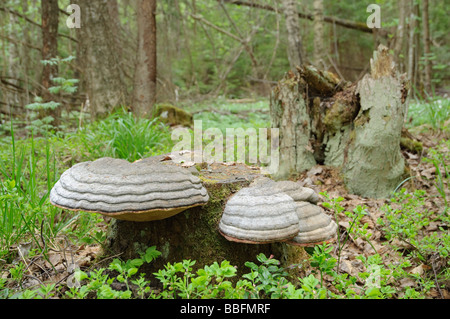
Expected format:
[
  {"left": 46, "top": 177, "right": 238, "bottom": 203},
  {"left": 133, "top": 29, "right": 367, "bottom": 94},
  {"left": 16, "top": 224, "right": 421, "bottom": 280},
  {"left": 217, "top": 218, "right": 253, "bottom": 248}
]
[
  {"left": 1, "top": 98, "right": 449, "bottom": 299},
  {"left": 297, "top": 129, "right": 450, "bottom": 299}
]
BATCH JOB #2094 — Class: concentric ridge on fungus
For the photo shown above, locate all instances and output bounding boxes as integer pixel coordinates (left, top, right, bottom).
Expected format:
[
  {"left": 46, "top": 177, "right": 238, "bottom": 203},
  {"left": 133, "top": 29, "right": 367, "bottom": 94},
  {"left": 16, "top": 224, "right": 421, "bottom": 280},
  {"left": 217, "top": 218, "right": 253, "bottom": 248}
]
[
  {"left": 287, "top": 202, "right": 338, "bottom": 246},
  {"left": 50, "top": 157, "right": 209, "bottom": 221},
  {"left": 218, "top": 186, "right": 300, "bottom": 244},
  {"left": 271, "top": 180, "right": 337, "bottom": 246}
]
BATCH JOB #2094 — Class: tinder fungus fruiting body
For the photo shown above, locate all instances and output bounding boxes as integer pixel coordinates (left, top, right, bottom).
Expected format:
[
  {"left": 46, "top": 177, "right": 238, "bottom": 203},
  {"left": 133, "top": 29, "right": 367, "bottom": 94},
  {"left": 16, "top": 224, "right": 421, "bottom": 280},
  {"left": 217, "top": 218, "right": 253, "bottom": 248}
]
[
  {"left": 50, "top": 157, "right": 209, "bottom": 221},
  {"left": 218, "top": 184, "right": 300, "bottom": 244},
  {"left": 272, "top": 180, "right": 337, "bottom": 246}
]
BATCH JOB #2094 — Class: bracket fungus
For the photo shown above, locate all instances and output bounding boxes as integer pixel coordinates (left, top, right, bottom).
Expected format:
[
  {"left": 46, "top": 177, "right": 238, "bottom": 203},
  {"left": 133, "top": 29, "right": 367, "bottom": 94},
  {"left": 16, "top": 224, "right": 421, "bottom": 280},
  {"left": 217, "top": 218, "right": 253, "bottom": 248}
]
[
  {"left": 50, "top": 157, "right": 209, "bottom": 221},
  {"left": 218, "top": 178, "right": 337, "bottom": 247},
  {"left": 218, "top": 184, "right": 300, "bottom": 244},
  {"left": 273, "top": 180, "right": 337, "bottom": 247},
  {"left": 287, "top": 201, "right": 338, "bottom": 246}
]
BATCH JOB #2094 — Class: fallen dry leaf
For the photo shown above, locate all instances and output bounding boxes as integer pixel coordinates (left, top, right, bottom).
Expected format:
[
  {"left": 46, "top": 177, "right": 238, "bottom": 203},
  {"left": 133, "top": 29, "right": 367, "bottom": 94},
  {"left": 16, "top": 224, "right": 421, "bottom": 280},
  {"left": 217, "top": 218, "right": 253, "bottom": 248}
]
[
  {"left": 409, "top": 264, "right": 431, "bottom": 276},
  {"left": 399, "top": 277, "right": 416, "bottom": 288}
]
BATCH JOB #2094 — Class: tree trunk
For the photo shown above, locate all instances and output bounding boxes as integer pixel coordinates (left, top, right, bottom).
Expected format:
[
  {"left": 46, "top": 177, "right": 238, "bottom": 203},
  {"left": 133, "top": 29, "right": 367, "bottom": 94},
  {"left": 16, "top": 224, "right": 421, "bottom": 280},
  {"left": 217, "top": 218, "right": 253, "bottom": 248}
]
[
  {"left": 41, "top": 0, "right": 60, "bottom": 126},
  {"left": 407, "top": 0, "right": 417, "bottom": 97},
  {"left": 393, "top": 0, "right": 407, "bottom": 73},
  {"left": 421, "top": 0, "right": 432, "bottom": 95},
  {"left": 132, "top": 0, "right": 157, "bottom": 118},
  {"left": 270, "top": 45, "right": 409, "bottom": 198},
  {"left": 313, "top": 0, "right": 325, "bottom": 69},
  {"left": 104, "top": 157, "right": 309, "bottom": 282},
  {"left": 282, "top": 0, "right": 304, "bottom": 69},
  {"left": 77, "top": 0, "right": 126, "bottom": 119}
]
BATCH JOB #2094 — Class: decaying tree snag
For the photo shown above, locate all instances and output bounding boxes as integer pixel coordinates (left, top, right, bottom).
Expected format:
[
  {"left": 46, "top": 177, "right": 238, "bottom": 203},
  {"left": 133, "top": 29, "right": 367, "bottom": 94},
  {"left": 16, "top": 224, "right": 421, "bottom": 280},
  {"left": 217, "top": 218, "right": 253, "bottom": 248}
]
[
  {"left": 270, "top": 45, "right": 409, "bottom": 198},
  {"left": 342, "top": 47, "right": 409, "bottom": 198},
  {"left": 270, "top": 71, "right": 316, "bottom": 178}
]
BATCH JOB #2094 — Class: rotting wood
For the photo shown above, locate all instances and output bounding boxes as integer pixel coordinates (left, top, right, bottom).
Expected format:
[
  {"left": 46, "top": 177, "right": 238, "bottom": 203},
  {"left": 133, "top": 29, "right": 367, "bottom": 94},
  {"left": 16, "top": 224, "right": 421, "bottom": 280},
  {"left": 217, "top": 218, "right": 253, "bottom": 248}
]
[{"left": 270, "top": 45, "right": 410, "bottom": 198}]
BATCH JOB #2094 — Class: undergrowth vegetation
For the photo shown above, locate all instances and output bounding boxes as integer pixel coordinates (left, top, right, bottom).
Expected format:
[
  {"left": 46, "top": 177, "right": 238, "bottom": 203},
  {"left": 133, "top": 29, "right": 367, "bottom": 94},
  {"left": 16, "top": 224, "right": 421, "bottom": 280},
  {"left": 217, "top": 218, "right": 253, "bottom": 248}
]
[{"left": 0, "top": 98, "right": 449, "bottom": 299}]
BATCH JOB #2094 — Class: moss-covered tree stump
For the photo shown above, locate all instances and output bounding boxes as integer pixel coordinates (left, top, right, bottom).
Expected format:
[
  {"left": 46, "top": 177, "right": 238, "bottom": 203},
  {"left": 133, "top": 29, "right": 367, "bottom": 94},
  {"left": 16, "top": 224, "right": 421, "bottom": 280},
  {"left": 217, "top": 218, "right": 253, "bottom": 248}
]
[
  {"left": 104, "top": 158, "right": 309, "bottom": 280},
  {"left": 153, "top": 103, "right": 193, "bottom": 127}
]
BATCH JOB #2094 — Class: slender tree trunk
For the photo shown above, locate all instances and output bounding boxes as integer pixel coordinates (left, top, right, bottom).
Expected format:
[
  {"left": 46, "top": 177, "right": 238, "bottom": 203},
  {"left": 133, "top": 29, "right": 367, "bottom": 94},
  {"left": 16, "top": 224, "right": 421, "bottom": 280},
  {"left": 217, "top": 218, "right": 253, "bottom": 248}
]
[
  {"left": 282, "top": 0, "right": 304, "bottom": 69},
  {"left": 41, "top": 0, "right": 60, "bottom": 126},
  {"left": 132, "top": 0, "right": 157, "bottom": 118},
  {"left": 422, "top": 0, "right": 432, "bottom": 95},
  {"left": 393, "top": 0, "right": 407, "bottom": 72},
  {"left": 407, "top": 0, "right": 417, "bottom": 97},
  {"left": 77, "top": 0, "right": 126, "bottom": 119},
  {"left": 21, "top": 0, "right": 31, "bottom": 107},
  {"left": 4, "top": 12, "right": 20, "bottom": 114},
  {"left": 313, "top": 0, "right": 325, "bottom": 69}
]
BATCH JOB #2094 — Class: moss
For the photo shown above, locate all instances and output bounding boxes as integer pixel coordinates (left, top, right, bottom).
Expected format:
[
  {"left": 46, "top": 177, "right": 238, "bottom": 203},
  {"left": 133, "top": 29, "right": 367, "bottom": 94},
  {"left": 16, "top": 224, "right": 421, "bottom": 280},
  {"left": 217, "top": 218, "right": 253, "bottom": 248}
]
[
  {"left": 161, "top": 242, "right": 170, "bottom": 259},
  {"left": 153, "top": 103, "right": 193, "bottom": 127},
  {"left": 400, "top": 137, "right": 423, "bottom": 153},
  {"left": 354, "top": 110, "right": 370, "bottom": 127}
]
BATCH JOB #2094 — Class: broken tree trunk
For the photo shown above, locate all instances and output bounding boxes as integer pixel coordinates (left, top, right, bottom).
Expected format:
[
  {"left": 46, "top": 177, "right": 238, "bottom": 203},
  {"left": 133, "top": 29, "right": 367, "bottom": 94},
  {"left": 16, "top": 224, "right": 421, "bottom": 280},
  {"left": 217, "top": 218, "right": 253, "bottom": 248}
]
[
  {"left": 103, "top": 155, "right": 309, "bottom": 282},
  {"left": 270, "top": 45, "right": 409, "bottom": 198}
]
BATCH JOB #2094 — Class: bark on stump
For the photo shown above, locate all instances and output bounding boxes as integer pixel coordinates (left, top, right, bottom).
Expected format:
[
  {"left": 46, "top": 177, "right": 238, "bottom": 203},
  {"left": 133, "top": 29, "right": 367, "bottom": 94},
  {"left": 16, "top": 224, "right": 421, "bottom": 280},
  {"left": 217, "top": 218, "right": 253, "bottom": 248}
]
[
  {"left": 104, "top": 157, "right": 309, "bottom": 281},
  {"left": 270, "top": 45, "right": 409, "bottom": 198}
]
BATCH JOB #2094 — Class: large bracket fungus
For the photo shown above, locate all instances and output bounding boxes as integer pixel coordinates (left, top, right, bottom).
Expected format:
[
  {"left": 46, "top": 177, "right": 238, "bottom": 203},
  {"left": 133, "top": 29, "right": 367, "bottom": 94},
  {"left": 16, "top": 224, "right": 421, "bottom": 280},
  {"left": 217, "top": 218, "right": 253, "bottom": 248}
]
[{"left": 50, "top": 157, "right": 209, "bottom": 221}]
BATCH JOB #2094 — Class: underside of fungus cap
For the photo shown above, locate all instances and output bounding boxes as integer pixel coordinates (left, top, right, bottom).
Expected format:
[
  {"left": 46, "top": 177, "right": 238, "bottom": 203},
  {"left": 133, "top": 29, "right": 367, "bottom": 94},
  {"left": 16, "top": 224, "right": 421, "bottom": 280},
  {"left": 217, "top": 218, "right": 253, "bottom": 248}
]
[
  {"left": 50, "top": 157, "right": 209, "bottom": 221},
  {"left": 218, "top": 186, "right": 300, "bottom": 244},
  {"left": 287, "top": 202, "right": 337, "bottom": 247}
]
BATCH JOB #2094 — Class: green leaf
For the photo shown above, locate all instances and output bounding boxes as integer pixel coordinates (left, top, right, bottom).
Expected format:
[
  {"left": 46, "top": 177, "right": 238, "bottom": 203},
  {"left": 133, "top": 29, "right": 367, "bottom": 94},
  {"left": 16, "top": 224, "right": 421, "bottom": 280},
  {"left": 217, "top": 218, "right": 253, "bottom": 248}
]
[
  {"left": 365, "top": 287, "right": 381, "bottom": 298},
  {"left": 127, "top": 267, "right": 138, "bottom": 277}
]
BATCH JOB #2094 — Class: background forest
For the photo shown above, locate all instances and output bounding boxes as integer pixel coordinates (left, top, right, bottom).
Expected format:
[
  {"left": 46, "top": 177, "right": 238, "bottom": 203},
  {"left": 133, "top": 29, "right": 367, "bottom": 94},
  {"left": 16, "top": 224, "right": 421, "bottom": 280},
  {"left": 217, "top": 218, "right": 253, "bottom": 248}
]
[
  {"left": 1, "top": 0, "right": 449, "bottom": 124},
  {"left": 0, "top": 0, "right": 449, "bottom": 300}
]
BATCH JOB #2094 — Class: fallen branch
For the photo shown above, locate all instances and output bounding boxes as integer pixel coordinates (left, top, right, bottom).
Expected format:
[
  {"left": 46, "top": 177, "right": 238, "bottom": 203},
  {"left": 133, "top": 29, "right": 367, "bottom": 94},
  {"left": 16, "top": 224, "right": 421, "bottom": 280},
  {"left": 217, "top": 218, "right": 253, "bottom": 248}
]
[{"left": 222, "top": 0, "right": 383, "bottom": 35}]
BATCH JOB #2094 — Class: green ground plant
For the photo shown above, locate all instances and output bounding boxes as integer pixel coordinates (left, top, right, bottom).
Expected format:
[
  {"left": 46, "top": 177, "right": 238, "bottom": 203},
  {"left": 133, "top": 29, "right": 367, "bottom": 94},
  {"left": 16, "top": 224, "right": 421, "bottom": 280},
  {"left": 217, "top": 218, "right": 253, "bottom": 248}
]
[
  {"left": 422, "top": 140, "right": 449, "bottom": 211},
  {"left": 379, "top": 188, "right": 449, "bottom": 294},
  {"left": 407, "top": 97, "right": 450, "bottom": 132},
  {"left": 77, "top": 109, "right": 173, "bottom": 162}
]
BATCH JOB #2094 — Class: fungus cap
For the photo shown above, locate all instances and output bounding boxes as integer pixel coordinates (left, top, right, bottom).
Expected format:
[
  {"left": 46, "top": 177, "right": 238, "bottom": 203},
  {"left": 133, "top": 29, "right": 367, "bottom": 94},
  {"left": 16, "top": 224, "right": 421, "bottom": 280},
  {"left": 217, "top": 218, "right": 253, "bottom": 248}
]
[
  {"left": 218, "top": 185, "right": 300, "bottom": 244},
  {"left": 272, "top": 180, "right": 319, "bottom": 204},
  {"left": 50, "top": 157, "right": 209, "bottom": 221},
  {"left": 260, "top": 181, "right": 337, "bottom": 246},
  {"left": 286, "top": 202, "right": 337, "bottom": 247}
]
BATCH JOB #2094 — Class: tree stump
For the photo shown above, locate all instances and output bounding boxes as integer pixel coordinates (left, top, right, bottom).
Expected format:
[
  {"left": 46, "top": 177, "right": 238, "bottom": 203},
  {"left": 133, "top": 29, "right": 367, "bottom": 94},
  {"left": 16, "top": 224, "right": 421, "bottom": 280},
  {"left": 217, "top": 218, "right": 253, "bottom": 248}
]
[
  {"left": 270, "top": 45, "right": 409, "bottom": 198},
  {"left": 104, "top": 155, "right": 309, "bottom": 281}
]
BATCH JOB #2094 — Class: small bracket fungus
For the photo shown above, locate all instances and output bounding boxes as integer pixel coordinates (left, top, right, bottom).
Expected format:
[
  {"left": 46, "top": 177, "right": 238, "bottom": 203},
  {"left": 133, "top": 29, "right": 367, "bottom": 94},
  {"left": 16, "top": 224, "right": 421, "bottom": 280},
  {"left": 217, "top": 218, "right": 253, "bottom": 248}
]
[
  {"left": 273, "top": 180, "right": 337, "bottom": 247},
  {"left": 50, "top": 157, "right": 209, "bottom": 221},
  {"left": 272, "top": 180, "right": 319, "bottom": 204},
  {"left": 287, "top": 201, "right": 338, "bottom": 247},
  {"left": 218, "top": 185, "right": 300, "bottom": 244},
  {"left": 219, "top": 178, "right": 337, "bottom": 247}
]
